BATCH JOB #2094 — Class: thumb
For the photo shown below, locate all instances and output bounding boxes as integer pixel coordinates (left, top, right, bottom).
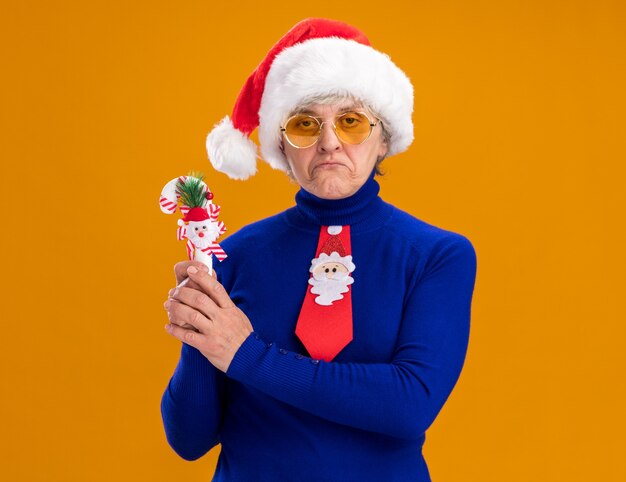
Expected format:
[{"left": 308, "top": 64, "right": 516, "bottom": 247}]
[{"left": 174, "top": 260, "right": 210, "bottom": 285}]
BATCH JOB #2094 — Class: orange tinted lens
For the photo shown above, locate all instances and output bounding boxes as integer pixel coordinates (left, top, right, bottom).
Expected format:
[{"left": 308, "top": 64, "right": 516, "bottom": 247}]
[
  {"left": 335, "top": 112, "right": 372, "bottom": 144},
  {"left": 284, "top": 115, "right": 320, "bottom": 147}
]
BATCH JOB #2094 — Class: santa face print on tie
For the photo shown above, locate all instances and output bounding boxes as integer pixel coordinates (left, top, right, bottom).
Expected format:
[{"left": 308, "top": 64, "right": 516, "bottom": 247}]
[{"left": 308, "top": 251, "right": 356, "bottom": 306}]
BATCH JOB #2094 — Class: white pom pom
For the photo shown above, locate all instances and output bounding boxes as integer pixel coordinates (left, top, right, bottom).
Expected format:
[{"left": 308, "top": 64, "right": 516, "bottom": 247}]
[{"left": 206, "top": 116, "right": 258, "bottom": 180}]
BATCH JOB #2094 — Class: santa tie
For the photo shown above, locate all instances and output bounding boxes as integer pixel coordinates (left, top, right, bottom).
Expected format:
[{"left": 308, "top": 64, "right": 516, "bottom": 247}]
[{"left": 295, "top": 225, "right": 355, "bottom": 362}]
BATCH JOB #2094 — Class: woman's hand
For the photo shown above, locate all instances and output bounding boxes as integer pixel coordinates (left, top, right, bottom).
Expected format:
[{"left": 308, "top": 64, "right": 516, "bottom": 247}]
[
  {"left": 169, "top": 260, "right": 208, "bottom": 332},
  {"left": 163, "top": 263, "right": 254, "bottom": 373}
]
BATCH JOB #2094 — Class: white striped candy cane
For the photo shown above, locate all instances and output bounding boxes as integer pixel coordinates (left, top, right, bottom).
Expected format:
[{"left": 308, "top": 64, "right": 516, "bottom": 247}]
[{"left": 159, "top": 176, "right": 213, "bottom": 214}]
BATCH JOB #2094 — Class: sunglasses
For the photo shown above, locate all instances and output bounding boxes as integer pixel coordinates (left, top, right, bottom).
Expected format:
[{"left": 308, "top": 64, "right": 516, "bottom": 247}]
[{"left": 280, "top": 111, "right": 381, "bottom": 149}]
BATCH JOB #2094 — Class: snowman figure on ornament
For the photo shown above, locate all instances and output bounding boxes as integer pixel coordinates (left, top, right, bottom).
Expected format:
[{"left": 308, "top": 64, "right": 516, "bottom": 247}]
[{"left": 159, "top": 173, "right": 227, "bottom": 276}]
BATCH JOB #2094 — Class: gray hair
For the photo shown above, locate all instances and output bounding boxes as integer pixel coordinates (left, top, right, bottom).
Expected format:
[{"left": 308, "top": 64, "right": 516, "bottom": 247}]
[{"left": 281, "top": 92, "right": 391, "bottom": 176}]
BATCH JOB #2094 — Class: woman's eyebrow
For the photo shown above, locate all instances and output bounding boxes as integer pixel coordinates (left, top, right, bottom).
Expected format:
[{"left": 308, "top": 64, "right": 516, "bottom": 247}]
[
  {"left": 293, "top": 107, "right": 316, "bottom": 115},
  {"left": 293, "top": 105, "right": 364, "bottom": 116},
  {"left": 338, "top": 105, "right": 363, "bottom": 113}
]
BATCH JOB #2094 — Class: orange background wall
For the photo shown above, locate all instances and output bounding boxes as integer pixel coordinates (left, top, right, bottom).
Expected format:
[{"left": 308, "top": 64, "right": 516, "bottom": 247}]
[{"left": 1, "top": 1, "right": 624, "bottom": 480}]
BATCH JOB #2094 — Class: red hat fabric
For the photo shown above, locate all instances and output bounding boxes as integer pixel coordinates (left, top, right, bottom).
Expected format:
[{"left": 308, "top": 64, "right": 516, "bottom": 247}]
[
  {"left": 321, "top": 234, "right": 347, "bottom": 257},
  {"left": 183, "top": 207, "right": 210, "bottom": 223},
  {"left": 206, "top": 17, "right": 414, "bottom": 180}
]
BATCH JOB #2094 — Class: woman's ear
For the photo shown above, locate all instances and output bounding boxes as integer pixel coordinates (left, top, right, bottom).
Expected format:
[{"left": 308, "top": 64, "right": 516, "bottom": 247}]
[
  {"left": 280, "top": 140, "right": 296, "bottom": 180},
  {"left": 378, "top": 135, "right": 389, "bottom": 159}
]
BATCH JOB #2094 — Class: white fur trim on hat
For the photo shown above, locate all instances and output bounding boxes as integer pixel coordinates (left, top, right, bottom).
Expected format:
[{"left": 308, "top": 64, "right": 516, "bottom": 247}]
[
  {"left": 206, "top": 115, "right": 258, "bottom": 180},
  {"left": 258, "top": 37, "right": 414, "bottom": 172}
]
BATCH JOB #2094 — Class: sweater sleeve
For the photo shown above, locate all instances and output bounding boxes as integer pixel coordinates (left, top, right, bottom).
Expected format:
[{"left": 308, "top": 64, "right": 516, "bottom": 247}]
[
  {"left": 160, "top": 342, "right": 226, "bottom": 460},
  {"left": 226, "top": 234, "right": 477, "bottom": 441}
]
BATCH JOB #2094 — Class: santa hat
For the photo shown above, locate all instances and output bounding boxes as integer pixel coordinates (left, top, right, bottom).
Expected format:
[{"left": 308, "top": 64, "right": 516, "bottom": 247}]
[
  {"left": 310, "top": 228, "right": 356, "bottom": 273},
  {"left": 321, "top": 232, "right": 347, "bottom": 257},
  {"left": 182, "top": 207, "right": 210, "bottom": 223},
  {"left": 206, "top": 17, "right": 414, "bottom": 180}
]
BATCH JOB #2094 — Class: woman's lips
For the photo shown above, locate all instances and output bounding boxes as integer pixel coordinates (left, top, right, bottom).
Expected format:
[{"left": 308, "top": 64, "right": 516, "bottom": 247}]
[{"left": 314, "top": 161, "right": 346, "bottom": 170}]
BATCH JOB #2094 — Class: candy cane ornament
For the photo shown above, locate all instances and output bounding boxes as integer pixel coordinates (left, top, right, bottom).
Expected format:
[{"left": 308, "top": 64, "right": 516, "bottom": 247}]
[
  {"left": 159, "top": 175, "right": 209, "bottom": 214},
  {"left": 159, "top": 173, "right": 227, "bottom": 276}
]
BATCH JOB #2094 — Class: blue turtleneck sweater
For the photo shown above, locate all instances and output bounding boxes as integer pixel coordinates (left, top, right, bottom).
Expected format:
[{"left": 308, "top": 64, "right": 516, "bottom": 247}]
[{"left": 160, "top": 172, "right": 477, "bottom": 481}]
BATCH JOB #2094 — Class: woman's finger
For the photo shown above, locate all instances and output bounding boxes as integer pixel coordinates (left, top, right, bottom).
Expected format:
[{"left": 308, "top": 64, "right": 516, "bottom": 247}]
[
  {"left": 169, "top": 286, "right": 219, "bottom": 321},
  {"left": 164, "top": 322, "right": 202, "bottom": 349},
  {"left": 174, "top": 260, "right": 210, "bottom": 285},
  {"left": 185, "top": 266, "right": 234, "bottom": 308},
  {"left": 165, "top": 298, "right": 212, "bottom": 333}
]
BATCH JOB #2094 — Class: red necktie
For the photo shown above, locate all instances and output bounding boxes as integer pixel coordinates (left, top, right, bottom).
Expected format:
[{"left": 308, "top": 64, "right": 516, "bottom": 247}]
[{"left": 295, "top": 225, "right": 354, "bottom": 362}]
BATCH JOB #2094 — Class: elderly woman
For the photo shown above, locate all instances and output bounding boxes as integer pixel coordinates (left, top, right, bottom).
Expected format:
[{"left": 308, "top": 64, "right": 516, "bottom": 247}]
[{"left": 161, "top": 18, "right": 477, "bottom": 482}]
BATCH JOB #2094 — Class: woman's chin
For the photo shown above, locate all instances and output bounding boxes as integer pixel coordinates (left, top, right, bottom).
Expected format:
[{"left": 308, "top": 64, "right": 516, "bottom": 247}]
[{"left": 311, "top": 178, "right": 357, "bottom": 200}]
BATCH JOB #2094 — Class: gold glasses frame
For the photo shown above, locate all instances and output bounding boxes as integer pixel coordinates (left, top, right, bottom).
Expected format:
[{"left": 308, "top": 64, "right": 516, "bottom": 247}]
[{"left": 280, "top": 111, "right": 381, "bottom": 149}]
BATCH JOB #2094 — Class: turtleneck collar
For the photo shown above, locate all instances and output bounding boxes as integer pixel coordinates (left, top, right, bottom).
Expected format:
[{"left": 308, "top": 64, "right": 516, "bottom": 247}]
[{"left": 285, "top": 170, "right": 392, "bottom": 232}]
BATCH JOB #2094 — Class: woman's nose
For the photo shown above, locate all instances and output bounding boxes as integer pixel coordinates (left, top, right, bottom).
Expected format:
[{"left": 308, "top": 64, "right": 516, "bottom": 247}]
[{"left": 317, "top": 122, "right": 342, "bottom": 153}]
